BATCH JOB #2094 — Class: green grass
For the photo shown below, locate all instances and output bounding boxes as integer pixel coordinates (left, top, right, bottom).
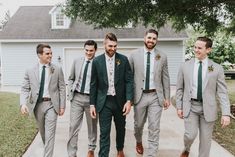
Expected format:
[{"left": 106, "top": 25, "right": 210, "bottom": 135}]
[
  {"left": 212, "top": 79, "right": 235, "bottom": 156},
  {"left": 0, "top": 92, "right": 38, "bottom": 157}
]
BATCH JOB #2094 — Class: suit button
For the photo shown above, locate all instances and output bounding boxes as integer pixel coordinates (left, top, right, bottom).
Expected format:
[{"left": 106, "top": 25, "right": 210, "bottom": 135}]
[
  {"left": 142, "top": 80, "right": 144, "bottom": 82},
  {"left": 141, "top": 88, "right": 143, "bottom": 90}
]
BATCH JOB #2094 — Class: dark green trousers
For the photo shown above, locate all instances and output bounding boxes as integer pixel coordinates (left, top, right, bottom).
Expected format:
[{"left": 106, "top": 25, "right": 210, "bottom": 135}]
[{"left": 98, "top": 96, "right": 126, "bottom": 157}]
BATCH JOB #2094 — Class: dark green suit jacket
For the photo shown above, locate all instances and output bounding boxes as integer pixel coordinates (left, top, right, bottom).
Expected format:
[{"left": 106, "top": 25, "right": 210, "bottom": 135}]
[{"left": 90, "top": 52, "right": 133, "bottom": 112}]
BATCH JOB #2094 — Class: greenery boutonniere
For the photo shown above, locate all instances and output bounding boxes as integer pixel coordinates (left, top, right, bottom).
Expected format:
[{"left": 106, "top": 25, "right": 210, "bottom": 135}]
[
  {"left": 155, "top": 54, "right": 161, "bottom": 60},
  {"left": 116, "top": 59, "right": 121, "bottom": 65},
  {"left": 208, "top": 65, "right": 214, "bottom": 72}
]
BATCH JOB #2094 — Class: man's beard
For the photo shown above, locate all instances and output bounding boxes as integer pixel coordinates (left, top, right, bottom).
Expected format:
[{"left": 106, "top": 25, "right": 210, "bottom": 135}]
[{"left": 144, "top": 42, "right": 156, "bottom": 50}]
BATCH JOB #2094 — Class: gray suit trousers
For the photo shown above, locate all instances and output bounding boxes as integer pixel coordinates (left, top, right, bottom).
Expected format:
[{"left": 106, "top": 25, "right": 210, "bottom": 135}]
[
  {"left": 34, "top": 101, "right": 57, "bottom": 157},
  {"left": 134, "top": 92, "right": 163, "bottom": 157},
  {"left": 67, "top": 93, "right": 97, "bottom": 157},
  {"left": 184, "top": 100, "right": 215, "bottom": 157}
]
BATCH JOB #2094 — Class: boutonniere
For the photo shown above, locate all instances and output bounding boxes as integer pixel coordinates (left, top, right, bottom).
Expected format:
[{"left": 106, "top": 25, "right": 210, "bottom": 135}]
[
  {"left": 208, "top": 65, "right": 214, "bottom": 72},
  {"left": 50, "top": 67, "right": 55, "bottom": 74},
  {"left": 155, "top": 54, "right": 161, "bottom": 60},
  {"left": 116, "top": 59, "right": 121, "bottom": 65}
]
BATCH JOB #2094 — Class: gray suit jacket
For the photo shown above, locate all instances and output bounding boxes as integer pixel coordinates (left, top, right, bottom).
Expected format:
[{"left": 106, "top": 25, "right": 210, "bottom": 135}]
[
  {"left": 129, "top": 47, "right": 170, "bottom": 106},
  {"left": 20, "top": 63, "right": 66, "bottom": 114},
  {"left": 67, "top": 57, "right": 85, "bottom": 101},
  {"left": 176, "top": 58, "right": 231, "bottom": 122}
]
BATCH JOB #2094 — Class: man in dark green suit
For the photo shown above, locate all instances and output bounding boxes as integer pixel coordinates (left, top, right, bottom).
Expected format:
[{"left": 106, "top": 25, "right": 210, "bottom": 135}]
[{"left": 90, "top": 33, "right": 133, "bottom": 157}]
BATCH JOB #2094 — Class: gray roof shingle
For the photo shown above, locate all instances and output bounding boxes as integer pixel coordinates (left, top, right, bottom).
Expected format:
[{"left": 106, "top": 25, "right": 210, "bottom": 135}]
[{"left": 0, "top": 6, "right": 188, "bottom": 40}]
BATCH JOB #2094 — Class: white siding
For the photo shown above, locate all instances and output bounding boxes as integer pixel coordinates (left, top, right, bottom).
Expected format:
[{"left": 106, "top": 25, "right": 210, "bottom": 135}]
[{"left": 1, "top": 40, "right": 184, "bottom": 86}]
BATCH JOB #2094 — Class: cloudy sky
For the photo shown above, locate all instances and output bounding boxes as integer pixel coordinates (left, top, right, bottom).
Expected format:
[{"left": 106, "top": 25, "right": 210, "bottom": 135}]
[{"left": 0, "top": 0, "right": 65, "bottom": 19}]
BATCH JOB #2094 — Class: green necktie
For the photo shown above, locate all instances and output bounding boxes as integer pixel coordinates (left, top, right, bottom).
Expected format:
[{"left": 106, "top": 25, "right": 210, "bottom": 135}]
[
  {"left": 80, "top": 60, "right": 90, "bottom": 93},
  {"left": 197, "top": 61, "right": 202, "bottom": 100},
  {"left": 145, "top": 52, "right": 150, "bottom": 90},
  {"left": 37, "top": 65, "right": 46, "bottom": 103}
]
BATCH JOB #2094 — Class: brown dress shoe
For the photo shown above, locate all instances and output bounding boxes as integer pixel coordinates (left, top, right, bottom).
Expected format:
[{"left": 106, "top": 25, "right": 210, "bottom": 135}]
[
  {"left": 117, "top": 150, "right": 125, "bottom": 157},
  {"left": 180, "top": 151, "right": 189, "bottom": 157},
  {"left": 87, "top": 150, "right": 94, "bottom": 157},
  {"left": 136, "top": 142, "right": 144, "bottom": 154}
]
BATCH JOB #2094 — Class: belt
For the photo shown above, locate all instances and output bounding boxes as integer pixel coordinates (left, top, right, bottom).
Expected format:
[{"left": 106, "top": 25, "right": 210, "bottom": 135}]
[
  {"left": 75, "top": 90, "right": 89, "bottom": 96},
  {"left": 42, "top": 97, "right": 51, "bottom": 101},
  {"left": 143, "top": 89, "right": 156, "bottom": 93},
  {"left": 191, "top": 98, "right": 203, "bottom": 103}
]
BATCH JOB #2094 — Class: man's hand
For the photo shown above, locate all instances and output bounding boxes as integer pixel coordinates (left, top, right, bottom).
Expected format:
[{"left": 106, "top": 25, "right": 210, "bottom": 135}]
[
  {"left": 221, "top": 115, "right": 230, "bottom": 128},
  {"left": 90, "top": 105, "right": 97, "bottom": 119},
  {"left": 177, "top": 109, "right": 184, "bottom": 119},
  {"left": 20, "top": 104, "right": 29, "bottom": 115},
  {"left": 122, "top": 101, "right": 132, "bottom": 116},
  {"left": 59, "top": 108, "right": 65, "bottom": 116},
  {"left": 163, "top": 99, "right": 170, "bottom": 110}
]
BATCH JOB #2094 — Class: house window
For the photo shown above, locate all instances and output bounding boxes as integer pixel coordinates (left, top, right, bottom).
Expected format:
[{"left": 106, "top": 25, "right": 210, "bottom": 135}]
[{"left": 56, "top": 13, "right": 64, "bottom": 26}]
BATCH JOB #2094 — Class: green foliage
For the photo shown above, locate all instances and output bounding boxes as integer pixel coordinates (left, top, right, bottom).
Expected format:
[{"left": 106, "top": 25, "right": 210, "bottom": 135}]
[
  {"left": 185, "top": 32, "right": 235, "bottom": 67},
  {"left": 0, "top": 92, "right": 37, "bottom": 157},
  {"left": 64, "top": 0, "right": 235, "bottom": 35}
]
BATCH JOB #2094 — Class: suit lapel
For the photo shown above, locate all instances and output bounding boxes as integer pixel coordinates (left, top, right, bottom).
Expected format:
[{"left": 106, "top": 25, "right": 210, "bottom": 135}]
[
  {"left": 114, "top": 53, "right": 120, "bottom": 85},
  {"left": 139, "top": 48, "right": 145, "bottom": 78},
  {"left": 203, "top": 59, "right": 212, "bottom": 92},
  {"left": 77, "top": 57, "right": 85, "bottom": 82},
  {"left": 153, "top": 49, "right": 160, "bottom": 77},
  {"left": 101, "top": 54, "right": 108, "bottom": 85},
  {"left": 189, "top": 59, "right": 195, "bottom": 89},
  {"left": 48, "top": 63, "right": 53, "bottom": 86},
  {"left": 34, "top": 64, "right": 39, "bottom": 84}
]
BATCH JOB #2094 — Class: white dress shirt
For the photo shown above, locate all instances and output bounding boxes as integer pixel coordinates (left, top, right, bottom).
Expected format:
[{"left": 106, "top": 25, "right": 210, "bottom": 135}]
[
  {"left": 144, "top": 47, "right": 156, "bottom": 90},
  {"left": 105, "top": 53, "right": 116, "bottom": 96},
  {"left": 39, "top": 62, "right": 50, "bottom": 98},
  {"left": 192, "top": 57, "right": 208, "bottom": 99},
  {"left": 76, "top": 58, "right": 93, "bottom": 94}
]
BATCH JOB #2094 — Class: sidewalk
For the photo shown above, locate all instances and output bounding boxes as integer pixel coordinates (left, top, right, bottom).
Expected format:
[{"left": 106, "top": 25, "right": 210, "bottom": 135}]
[{"left": 1, "top": 85, "right": 233, "bottom": 157}]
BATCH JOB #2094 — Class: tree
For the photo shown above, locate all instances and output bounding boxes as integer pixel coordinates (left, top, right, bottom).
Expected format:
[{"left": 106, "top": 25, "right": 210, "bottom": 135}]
[
  {"left": 64, "top": 0, "right": 235, "bottom": 35},
  {"left": 185, "top": 32, "right": 235, "bottom": 70}
]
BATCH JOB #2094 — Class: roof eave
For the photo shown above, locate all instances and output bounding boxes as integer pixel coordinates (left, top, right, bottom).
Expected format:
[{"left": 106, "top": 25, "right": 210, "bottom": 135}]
[{"left": 0, "top": 37, "right": 188, "bottom": 43}]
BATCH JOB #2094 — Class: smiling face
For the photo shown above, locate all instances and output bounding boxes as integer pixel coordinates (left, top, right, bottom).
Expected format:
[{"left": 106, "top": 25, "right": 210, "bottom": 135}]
[
  {"left": 104, "top": 39, "right": 117, "bottom": 57},
  {"left": 194, "top": 40, "right": 212, "bottom": 60},
  {"left": 85, "top": 45, "right": 96, "bottom": 60},
  {"left": 144, "top": 32, "right": 158, "bottom": 51},
  {"left": 38, "top": 47, "right": 52, "bottom": 64}
]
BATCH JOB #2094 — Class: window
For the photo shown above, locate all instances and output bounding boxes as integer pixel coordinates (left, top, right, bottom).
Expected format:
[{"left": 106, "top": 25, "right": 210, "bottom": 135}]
[{"left": 56, "top": 13, "right": 64, "bottom": 26}]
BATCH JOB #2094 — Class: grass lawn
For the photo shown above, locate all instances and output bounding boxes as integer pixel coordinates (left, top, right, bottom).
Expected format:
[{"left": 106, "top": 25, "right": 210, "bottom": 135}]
[
  {"left": 212, "top": 79, "right": 235, "bottom": 156},
  {"left": 0, "top": 92, "right": 38, "bottom": 157}
]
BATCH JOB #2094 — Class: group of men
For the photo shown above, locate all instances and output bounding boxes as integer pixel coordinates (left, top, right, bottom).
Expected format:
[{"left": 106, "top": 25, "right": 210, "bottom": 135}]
[{"left": 20, "top": 29, "right": 231, "bottom": 157}]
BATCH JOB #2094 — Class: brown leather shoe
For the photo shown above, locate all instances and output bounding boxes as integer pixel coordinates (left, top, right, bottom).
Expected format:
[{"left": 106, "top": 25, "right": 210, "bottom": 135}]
[
  {"left": 87, "top": 150, "right": 94, "bottom": 157},
  {"left": 180, "top": 151, "right": 189, "bottom": 157},
  {"left": 117, "top": 150, "right": 125, "bottom": 157},
  {"left": 136, "top": 142, "right": 144, "bottom": 154}
]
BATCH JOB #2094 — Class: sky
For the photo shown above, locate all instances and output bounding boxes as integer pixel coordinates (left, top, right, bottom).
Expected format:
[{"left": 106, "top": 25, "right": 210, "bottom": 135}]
[{"left": 0, "top": 0, "right": 65, "bottom": 20}]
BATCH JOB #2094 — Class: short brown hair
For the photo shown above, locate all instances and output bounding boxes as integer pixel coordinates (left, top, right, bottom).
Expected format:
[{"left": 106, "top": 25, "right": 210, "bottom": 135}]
[
  {"left": 145, "top": 29, "right": 158, "bottom": 37},
  {"left": 104, "top": 33, "right": 117, "bottom": 42},
  {"left": 196, "top": 37, "right": 213, "bottom": 48},
  {"left": 84, "top": 40, "right": 97, "bottom": 50},
  {"left": 36, "top": 43, "right": 51, "bottom": 55}
]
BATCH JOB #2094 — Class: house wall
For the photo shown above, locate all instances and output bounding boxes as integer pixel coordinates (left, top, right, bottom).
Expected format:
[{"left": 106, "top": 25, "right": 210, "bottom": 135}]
[{"left": 1, "top": 40, "right": 184, "bottom": 86}]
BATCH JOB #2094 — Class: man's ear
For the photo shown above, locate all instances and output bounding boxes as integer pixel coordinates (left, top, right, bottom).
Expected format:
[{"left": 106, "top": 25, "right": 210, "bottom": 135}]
[{"left": 206, "top": 47, "right": 212, "bottom": 54}]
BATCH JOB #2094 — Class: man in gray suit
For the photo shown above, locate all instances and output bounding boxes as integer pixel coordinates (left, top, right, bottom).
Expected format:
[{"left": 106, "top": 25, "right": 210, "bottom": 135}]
[
  {"left": 67, "top": 40, "right": 97, "bottom": 157},
  {"left": 20, "top": 43, "right": 66, "bottom": 157},
  {"left": 176, "top": 37, "right": 231, "bottom": 157},
  {"left": 129, "top": 29, "right": 170, "bottom": 156}
]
